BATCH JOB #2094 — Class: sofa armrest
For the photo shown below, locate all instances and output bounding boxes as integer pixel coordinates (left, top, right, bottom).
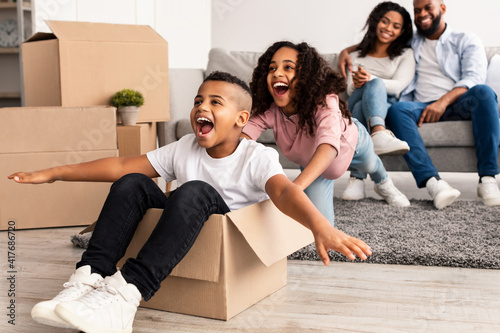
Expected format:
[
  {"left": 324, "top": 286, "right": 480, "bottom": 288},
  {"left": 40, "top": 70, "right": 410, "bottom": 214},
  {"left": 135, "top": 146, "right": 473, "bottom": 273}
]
[{"left": 157, "top": 68, "right": 205, "bottom": 147}]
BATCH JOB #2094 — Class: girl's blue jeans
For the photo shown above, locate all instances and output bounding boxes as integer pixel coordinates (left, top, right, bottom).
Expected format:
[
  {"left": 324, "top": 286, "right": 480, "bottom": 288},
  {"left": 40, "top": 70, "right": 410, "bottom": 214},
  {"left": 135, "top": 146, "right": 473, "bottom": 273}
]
[
  {"left": 348, "top": 78, "right": 397, "bottom": 180},
  {"left": 302, "top": 119, "right": 388, "bottom": 227},
  {"left": 386, "top": 84, "right": 499, "bottom": 188},
  {"left": 77, "top": 173, "right": 230, "bottom": 301}
]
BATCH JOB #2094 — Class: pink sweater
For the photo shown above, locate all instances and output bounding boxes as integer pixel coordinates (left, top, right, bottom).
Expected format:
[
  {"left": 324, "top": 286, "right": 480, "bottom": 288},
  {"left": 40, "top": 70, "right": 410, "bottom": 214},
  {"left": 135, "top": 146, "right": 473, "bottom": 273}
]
[{"left": 243, "top": 94, "right": 358, "bottom": 180}]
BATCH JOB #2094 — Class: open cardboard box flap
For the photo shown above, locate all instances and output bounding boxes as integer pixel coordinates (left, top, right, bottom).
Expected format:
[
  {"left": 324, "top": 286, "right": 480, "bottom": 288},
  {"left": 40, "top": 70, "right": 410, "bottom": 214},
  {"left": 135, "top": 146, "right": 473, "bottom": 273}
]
[
  {"left": 40, "top": 20, "right": 166, "bottom": 44},
  {"left": 81, "top": 199, "right": 313, "bottom": 283},
  {"left": 226, "top": 199, "right": 314, "bottom": 267}
]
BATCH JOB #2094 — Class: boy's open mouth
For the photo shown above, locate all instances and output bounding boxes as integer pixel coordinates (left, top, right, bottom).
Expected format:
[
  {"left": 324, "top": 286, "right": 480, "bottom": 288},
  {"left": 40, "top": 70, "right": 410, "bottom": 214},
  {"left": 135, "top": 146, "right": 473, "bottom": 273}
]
[
  {"left": 196, "top": 117, "right": 214, "bottom": 135},
  {"left": 273, "top": 82, "right": 289, "bottom": 97}
]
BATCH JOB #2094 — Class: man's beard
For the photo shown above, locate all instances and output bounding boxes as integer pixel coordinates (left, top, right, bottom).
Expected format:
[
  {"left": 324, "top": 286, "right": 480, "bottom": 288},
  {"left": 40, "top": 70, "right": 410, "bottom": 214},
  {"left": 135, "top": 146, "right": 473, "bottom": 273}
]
[{"left": 416, "top": 11, "right": 443, "bottom": 37}]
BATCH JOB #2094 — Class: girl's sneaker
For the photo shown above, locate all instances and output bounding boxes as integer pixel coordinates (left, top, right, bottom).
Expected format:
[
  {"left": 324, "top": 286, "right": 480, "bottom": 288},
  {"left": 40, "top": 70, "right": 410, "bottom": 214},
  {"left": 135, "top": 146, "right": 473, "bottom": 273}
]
[
  {"left": 374, "top": 178, "right": 411, "bottom": 207},
  {"left": 55, "top": 271, "right": 142, "bottom": 333},
  {"left": 31, "top": 265, "right": 103, "bottom": 328},
  {"left": 341, "top": 177, "right": 366, "bottom": 200}
]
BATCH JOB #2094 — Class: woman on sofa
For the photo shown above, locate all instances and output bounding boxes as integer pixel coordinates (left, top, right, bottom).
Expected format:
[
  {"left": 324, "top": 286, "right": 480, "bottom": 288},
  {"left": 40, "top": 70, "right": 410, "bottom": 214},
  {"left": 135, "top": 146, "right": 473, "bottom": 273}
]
[{"left": 342, "top": 1, "right": 416, "bottom": 201}]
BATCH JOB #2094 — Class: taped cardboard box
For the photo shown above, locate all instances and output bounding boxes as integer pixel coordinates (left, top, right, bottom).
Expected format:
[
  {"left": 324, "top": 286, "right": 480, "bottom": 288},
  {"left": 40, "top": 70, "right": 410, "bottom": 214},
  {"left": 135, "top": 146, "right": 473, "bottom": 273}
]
[
  {"left": 117, "top": 123, "right": 157, "bottom": 157},
  {"left": 0, "top": 106, "right": 118, "bottom": 230},
  {"left": 81, "top": 200, "right": 314, "bottom": 320},
  {"left": 22, "top": 20, "right": 170, "bottom": 123}
]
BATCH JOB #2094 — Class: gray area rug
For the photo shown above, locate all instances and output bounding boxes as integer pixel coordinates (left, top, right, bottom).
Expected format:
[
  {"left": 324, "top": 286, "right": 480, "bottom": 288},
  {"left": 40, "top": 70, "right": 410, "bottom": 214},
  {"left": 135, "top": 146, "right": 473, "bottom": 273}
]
[
  {"left": 289, "top": 198, "right": 500, "bottom": 269},
  {"left": 72, "top": 198, "right": 500, "bottom": 269}
]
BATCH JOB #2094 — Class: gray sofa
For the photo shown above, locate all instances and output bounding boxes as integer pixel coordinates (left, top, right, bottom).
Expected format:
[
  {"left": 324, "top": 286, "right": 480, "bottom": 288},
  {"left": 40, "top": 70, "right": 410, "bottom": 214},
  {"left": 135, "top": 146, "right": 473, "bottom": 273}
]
[{"left": 158, "top": 47, "right": 500, "bottom": 172}]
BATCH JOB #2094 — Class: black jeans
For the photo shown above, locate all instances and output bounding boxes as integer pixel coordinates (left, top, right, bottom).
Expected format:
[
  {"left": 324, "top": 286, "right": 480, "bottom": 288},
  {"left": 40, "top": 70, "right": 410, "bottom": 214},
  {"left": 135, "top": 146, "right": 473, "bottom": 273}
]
[{"left": 77, "top": 173, "right": 230, "bottom": 301}]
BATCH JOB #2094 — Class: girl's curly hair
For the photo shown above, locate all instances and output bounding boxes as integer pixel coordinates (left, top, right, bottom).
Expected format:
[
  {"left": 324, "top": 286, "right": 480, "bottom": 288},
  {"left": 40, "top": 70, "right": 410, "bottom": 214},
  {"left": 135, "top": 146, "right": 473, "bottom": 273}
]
[
  {"left": 250, "top": 41, "right": 351, "bottom": 136},
  {"left": 357, "top": 1, "right": 413, "bottom": 59}
]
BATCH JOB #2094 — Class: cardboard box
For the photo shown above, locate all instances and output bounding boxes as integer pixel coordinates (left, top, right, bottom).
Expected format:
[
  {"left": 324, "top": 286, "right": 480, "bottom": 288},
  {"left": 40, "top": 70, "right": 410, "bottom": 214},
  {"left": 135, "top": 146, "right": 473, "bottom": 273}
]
[
  {"left": 22, "top": 21, "right": 170, "bottom": 123},
  {"left": 82, "top": 200, "right": 314, "bottom": 320},
  {"left": 0, "top": 106, "right": 118, "bottom": 230},
  {"left": 117, "top": 123, "right": 157, "bottom": 157}
]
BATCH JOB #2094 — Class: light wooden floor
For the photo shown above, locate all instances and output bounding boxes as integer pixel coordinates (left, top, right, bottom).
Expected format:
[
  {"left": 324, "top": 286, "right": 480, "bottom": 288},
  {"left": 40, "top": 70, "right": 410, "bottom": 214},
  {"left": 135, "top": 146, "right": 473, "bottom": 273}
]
[{"left": 1, "top": 226, "right": 500, "bottom": 333}]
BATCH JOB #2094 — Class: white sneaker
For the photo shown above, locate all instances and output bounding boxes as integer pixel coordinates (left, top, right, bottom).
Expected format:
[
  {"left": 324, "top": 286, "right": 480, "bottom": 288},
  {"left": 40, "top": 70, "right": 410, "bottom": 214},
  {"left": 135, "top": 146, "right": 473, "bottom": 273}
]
[
  {"left": 371, "top": 130, "right": 410, "bottom": 156},
  {"left": 31, "top": 265, "right": 103, "bottom": 328},
  {"left": 341, "top": 177, "right": 365, "bottom": 200},
  {"left": 477, "top": 176, "right": 500, "bottom": 206},
  {"left": 426, "top": 177, "right": 461, "bottom": 209},
  {"left": 374, "top": 178, "right": 410, "bottom": 207},
  {"left": 55, "top": 271, "right": 142, "bottom": 333}
]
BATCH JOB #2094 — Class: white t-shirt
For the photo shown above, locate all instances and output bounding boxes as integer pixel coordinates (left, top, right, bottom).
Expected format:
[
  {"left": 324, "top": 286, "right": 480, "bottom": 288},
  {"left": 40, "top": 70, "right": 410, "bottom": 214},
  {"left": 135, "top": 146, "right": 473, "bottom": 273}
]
[
  {"left": 414, "top": 38, "right": 455, "bottom": 103},
  {"left": 146, "top": 134, "right": 286, "bottom": 211}
]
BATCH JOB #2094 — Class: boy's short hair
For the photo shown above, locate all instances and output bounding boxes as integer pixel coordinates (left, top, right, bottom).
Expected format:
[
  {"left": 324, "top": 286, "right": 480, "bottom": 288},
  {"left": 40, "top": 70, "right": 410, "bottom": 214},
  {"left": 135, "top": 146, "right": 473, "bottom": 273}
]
[{"left": 204, "top": 71, "right": 252, "bottom": 111}]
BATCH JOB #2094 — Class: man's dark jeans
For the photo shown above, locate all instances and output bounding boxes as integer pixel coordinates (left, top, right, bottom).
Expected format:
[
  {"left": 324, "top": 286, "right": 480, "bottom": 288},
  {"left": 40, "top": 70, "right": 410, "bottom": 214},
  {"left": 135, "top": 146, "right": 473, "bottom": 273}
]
[{"left": 77, "top": 173, "right": 230, "bottom": 301}]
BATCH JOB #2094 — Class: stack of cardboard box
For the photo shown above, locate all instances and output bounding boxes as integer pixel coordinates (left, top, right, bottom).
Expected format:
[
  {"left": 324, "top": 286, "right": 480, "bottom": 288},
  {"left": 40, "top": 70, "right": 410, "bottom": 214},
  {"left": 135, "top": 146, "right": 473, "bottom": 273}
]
[
  {"left": 0, "top": 106, "right": 118, "bottom": 230},
  {"left": 22, "top": 20, "right": 170, "bottom": 158}
]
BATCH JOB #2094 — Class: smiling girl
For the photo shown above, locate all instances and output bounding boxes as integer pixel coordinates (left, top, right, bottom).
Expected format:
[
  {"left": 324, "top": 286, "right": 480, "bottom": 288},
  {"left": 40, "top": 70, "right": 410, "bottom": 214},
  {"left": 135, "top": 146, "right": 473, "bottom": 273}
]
[{"left": 242, "top": 41, "right": 410, "bottom": 227}]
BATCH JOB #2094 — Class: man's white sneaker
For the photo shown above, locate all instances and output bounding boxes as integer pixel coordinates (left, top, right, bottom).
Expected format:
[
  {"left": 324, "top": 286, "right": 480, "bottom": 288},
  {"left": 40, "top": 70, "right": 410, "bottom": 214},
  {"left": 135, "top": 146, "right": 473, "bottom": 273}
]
[
  {"left": 371, "top": 130, "right": 410, "bottom": 156},
  {"left": 477, "top": 176, "right": 500, "bottom": 206},
  {"left": 341, "top": 177, "right": 365, "bottom": 200},
  {"left": 55, "top": 271, "right": 142, "bottom": 333},
  {"left": 374, "top": 178, "right": 410, "bottom": 207},
  {"left": 31, "top": 265, "right": 103, "bottom": 328},
  {"left": 426, "top": 177, "right": 461, "bottom": 209}
]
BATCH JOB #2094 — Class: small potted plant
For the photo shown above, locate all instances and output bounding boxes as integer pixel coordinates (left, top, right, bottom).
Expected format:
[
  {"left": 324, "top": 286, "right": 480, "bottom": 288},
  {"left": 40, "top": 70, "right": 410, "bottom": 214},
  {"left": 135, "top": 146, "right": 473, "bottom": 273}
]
[{"left": 111, "top": 89, "right": 145, "bottom": 126}]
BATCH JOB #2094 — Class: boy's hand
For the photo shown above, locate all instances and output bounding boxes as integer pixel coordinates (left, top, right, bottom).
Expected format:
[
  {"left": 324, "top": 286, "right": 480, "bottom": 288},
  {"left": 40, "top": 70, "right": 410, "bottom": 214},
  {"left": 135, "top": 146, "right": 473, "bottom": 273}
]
[
  {"left": 313, "top": 224, "right": 372, "bottom": 265},
  {"left": 8, "top": 170, "right": 55, "bottom": 184}
]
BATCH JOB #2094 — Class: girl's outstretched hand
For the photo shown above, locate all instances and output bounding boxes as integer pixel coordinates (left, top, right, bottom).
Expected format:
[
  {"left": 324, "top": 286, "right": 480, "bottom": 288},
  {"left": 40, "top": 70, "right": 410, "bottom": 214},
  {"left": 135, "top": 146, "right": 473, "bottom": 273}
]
[
  {"left": 313, "top": 224, "right": 372, "bottom": 265},
  {"left": 8, "top": 170, "right": 55, "bottom": 184}
]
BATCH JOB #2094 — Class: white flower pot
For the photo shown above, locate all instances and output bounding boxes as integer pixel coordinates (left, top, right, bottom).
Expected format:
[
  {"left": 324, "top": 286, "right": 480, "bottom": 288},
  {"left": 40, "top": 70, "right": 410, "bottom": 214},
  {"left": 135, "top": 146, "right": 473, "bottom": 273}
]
[{"left": 118, "top": 106, "right": 139, "bottom": 126}]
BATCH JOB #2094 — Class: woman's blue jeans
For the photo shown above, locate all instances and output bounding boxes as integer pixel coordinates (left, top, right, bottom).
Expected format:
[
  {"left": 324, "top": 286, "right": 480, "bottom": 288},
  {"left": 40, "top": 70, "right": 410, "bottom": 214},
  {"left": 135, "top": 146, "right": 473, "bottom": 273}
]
[
  {"left": 302, "top": 119, "right": 388, "bottom": 227},
  {"left": 386, "top": 84, "right": 499, "bottom": 188},
  {"left": 77, "top": 173, "right": 230, "bottom": 301},
  {"left": 348, "top": 78, "right": 396, "bottom": 180}
]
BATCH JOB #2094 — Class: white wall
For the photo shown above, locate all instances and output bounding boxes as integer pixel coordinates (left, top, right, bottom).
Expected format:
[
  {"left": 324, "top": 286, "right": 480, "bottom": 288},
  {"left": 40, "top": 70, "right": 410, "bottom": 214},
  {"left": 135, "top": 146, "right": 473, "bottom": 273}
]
[
  {"left": 32, "top": 0, "right": 500, "bottom": 69},
  {"left": 33, "top": 0, "right": 211, "bottom": 68},
  {"left": 212, "top": 0, "right": 500, "bottom": 54}
]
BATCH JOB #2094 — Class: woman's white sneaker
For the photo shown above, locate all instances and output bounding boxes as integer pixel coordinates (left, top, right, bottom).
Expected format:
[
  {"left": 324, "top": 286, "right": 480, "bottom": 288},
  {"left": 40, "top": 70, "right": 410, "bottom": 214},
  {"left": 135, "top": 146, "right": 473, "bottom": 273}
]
[
  {"left": 477, "top": 176, "right": 500, "bottom": 206},
  {"left": 426, "top": 177, "right": 461, "bottom": 209},
  {"left": 341, "top": 177, "right": 366, "bottom": 200},
  {"left": 31, "top": 265, "right": 103, "bottom": 328},
  {"left": 374, "top": 178, "right": 410, "bottom": 207},
  {"left": 371, "top": 130, "right": 410, "bottom": 156}
]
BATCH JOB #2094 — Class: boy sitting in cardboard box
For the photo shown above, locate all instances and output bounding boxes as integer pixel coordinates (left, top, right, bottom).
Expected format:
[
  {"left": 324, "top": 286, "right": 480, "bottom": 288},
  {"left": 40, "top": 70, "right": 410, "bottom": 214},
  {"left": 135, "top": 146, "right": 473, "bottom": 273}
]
[{"left": 9, "top": 72, "right": 372, "bottom": 333}]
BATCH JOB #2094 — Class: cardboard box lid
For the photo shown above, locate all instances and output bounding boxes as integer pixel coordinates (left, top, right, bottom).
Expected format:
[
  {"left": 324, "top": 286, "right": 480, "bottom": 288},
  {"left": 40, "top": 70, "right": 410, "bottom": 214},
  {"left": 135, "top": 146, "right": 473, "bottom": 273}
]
[
  {"left": 169, "top": 200, "right": 313, "bottom": 281},
  {"left": 83, "top": 200, "right": 314, "bottom": 283},
  {"left": 0, "top": 106, "right": 117, "bottom": 154},
  {"left": 159, "top": 200, "right": 313, "bottom": 281},
  {"left": 25, "top": 21, "right": 166, "bottom": 44},
  {"left": 226, "top": 200, "right": 314, "bottom": 267}
]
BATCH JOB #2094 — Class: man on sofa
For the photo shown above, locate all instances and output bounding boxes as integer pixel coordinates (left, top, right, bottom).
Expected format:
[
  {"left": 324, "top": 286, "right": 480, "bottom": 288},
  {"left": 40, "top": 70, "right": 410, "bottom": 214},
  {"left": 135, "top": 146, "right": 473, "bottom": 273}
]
[{"left": 339, "top": 0, "right": 500, "bottom": 209}]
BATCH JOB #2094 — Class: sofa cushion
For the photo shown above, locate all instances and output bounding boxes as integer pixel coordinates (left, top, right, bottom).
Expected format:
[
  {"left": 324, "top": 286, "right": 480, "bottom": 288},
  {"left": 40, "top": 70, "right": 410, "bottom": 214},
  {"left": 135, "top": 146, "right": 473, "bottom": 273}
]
[
  {"left": 205, "top": 47, "right": 339, "bottom": 84},
  {"left": 206, "top": 48, "right": 261, "bottom": 84}
]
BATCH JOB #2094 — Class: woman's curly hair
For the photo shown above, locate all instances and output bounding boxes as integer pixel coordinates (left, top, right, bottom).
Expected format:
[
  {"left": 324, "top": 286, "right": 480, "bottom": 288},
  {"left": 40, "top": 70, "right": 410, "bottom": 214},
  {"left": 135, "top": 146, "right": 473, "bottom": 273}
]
[
  {"left": 250, "top": 41, "right": 351, "bottom": 136},
  {"left": 357, "top": 1, "right": 413, "bottom": 59}
]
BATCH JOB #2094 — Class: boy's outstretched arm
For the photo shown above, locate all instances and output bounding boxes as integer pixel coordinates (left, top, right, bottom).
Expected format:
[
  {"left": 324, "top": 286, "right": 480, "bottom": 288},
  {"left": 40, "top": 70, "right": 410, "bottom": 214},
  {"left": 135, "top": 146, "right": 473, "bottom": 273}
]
[
  {"left": 8, "top": 155, "right": 159, "bottom": 184},
  {"left": 265, "top": 174, "right": 372, "bottom": 265}
]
